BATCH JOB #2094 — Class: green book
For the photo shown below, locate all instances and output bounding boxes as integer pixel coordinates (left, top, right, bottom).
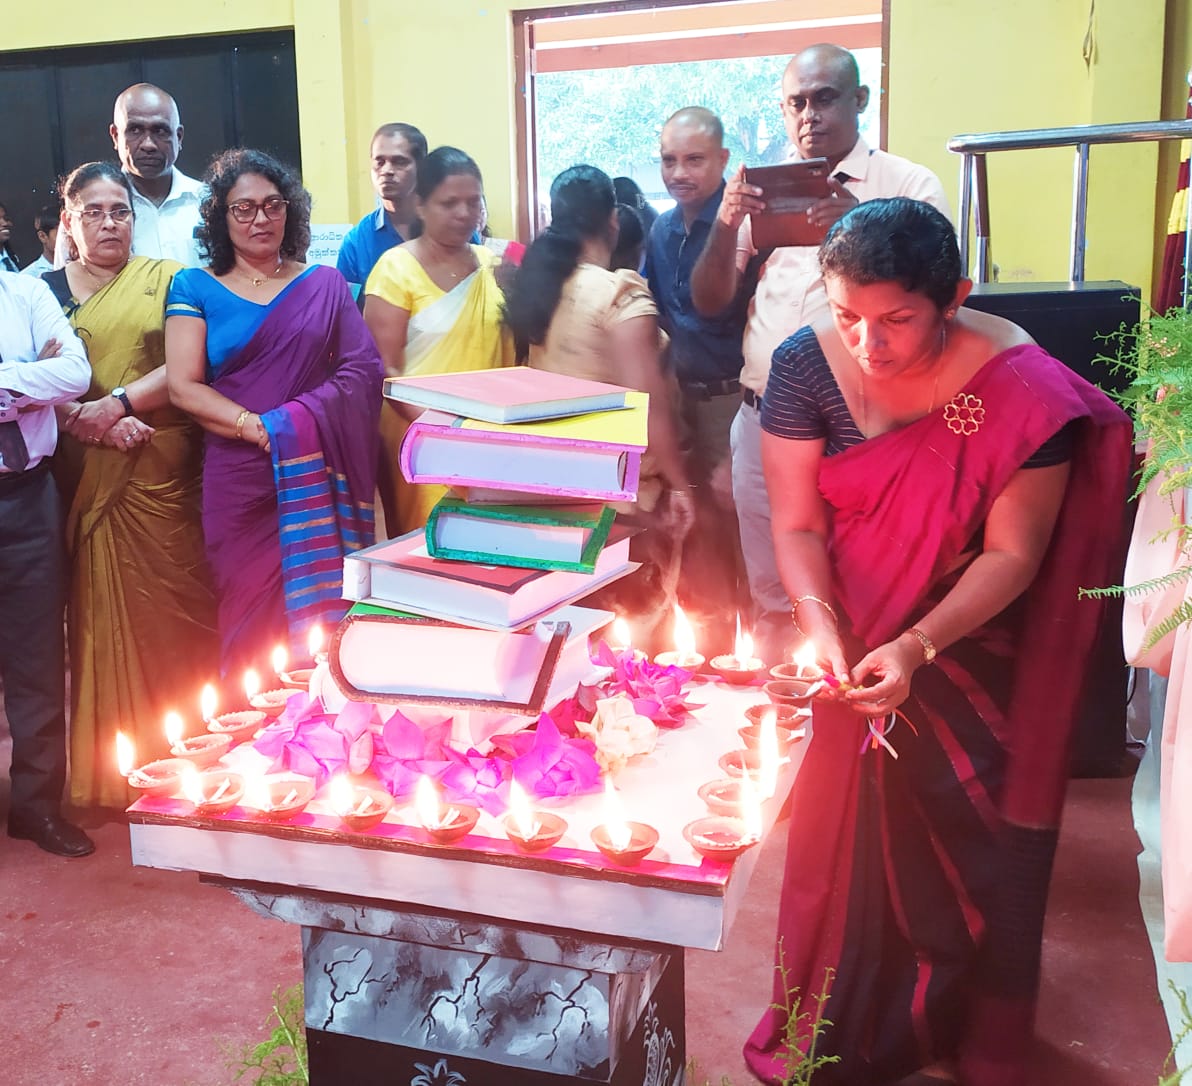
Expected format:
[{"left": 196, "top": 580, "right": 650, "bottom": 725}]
[{"left": 425, "top": 496, "right": 616, "bottom": 573}]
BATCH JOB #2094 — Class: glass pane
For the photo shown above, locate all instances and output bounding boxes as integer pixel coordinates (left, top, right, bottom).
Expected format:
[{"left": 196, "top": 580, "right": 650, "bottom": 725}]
[{"left": 533, "top": 49, "right": 883, "bottom": 215}]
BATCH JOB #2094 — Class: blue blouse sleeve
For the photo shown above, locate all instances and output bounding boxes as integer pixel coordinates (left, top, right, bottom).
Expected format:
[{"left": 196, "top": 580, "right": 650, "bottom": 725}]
[
  {"left": 761, "top": 327, "right": 831, "bottom": 440},
  {"left": 165, "top": 268, "right": 206, "bottom": 319}
]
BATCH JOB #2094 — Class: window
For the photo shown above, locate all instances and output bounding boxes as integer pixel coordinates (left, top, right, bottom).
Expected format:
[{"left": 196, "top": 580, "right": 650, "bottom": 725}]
[{"left": 514, "top": 0, "right": 886, "bottom": 235}]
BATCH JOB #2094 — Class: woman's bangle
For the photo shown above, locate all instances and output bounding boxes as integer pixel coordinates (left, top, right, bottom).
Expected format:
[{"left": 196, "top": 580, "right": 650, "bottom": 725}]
[
  {"left": 906, "top": 626, "right": 937, "bottom": 664},
  {"left": 791, "top": 594, "right": 837, "bottom": 630},
  {"left": 234, "top": 408, "right": 251, "bottom": 441}
]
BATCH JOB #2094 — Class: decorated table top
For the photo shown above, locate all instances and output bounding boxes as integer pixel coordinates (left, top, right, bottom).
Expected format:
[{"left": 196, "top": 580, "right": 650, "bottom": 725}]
[{"left": 128, "top": 679, "right": 807, "bottom": 951}]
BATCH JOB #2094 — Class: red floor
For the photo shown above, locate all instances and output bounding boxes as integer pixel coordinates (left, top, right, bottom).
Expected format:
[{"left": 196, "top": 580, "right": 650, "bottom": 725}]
[{"left": 0, "top": 756, "right": 1172, "bottom": 1084}]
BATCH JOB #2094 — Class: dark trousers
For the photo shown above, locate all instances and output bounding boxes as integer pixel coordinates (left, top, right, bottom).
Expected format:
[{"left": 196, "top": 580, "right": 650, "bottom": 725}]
[{"left": 0, "top": 467, "right": 68, "bottom": 817}]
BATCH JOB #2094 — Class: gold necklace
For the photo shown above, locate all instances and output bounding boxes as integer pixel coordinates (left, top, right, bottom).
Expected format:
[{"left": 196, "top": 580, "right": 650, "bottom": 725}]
[
  {"left": 77, "top": 258, "right": 127, "bottom": 287},
  {"left": 857, "top": 324, "right": 947, "bottom": 436},
  {"left": 240, "top": 258, "right": 284, "bottom": 287}
]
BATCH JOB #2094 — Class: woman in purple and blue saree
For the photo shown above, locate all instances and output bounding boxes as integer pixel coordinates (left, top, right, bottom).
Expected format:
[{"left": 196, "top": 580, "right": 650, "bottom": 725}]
[
  {"left": 745, "top": 199, "right": 1131, "bottom": 1086},
  {"left": 166, "top": 149, "right": 382, "bottom": 678}
]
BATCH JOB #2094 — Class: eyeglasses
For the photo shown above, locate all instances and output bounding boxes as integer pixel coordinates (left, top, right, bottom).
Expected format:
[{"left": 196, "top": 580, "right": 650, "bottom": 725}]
[
  {"left": 69, "top": 207, "right": 133, "bottom": 225},
  {"left": 784, "top": 88, "right": 844, "bottom": 114},
  {"left": 226, "top": 197, "right": 288, "bottom": 224}
]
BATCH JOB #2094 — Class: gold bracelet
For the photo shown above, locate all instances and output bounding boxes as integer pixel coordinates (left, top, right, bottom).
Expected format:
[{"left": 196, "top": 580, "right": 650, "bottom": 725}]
[
  {"left": 791, "top": 594, "right": 837, "bottom": 628},
  {"left": 234, "top": 408, "right": 251, "bottom": 440},
  {"left": 907, "top": 626, "right": 937, "bottom": 664}
]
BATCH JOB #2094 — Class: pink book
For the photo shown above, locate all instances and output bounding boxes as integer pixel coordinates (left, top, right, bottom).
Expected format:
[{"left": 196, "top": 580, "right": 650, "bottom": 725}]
[
  {"left": 399, "top": 391, "right": 648, "bottom": 502},
  {"left": 383, "top": 366, "right": 630, "bottom": 424},
  {"left": 342, "top": 526, "right": 635, "bottom": 629}
]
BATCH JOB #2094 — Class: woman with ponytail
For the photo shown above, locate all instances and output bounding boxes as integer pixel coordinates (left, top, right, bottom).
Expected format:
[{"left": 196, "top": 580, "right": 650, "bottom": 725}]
[{"left": 503, "top": 165, "right": 694, "bottom": 649}]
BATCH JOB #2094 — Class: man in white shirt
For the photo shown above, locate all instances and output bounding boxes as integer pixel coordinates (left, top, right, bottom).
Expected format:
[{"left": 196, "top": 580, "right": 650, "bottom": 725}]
[
  {"left": 19, "top": 206, "right": 58, "bottom": 280},
  {"left": 691, "top": 43, "right": 951, "bottom": 662},
  {"left": 0, "top": 271, "right": 93, "bottom": 856},
  {"left": 111, "top": 83, "right": 204, "bottom": 266}
]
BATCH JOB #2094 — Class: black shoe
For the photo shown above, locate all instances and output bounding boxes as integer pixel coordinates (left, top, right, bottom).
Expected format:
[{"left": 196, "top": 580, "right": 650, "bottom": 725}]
[{"left": 7, "top": 812, "right": 96, "bottom": 857}]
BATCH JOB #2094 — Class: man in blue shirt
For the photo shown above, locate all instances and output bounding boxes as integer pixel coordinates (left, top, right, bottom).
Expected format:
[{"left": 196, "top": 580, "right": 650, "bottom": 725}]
[
  {"left": 337, "top": 122, "right": 428, "bottom": 297},
  {"left": 645, "top": 107, "right": 752, "bottom": 642}
]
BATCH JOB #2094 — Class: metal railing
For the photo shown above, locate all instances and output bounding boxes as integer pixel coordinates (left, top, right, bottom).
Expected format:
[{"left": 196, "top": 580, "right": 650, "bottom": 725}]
[{"left": 947, "top": 119, "right": 1192, "bottom": 285}]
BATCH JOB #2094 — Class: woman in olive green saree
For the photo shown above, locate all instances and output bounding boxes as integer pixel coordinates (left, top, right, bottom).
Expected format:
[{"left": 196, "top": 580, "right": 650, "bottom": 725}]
[{"left": 47, "top": 162, "right": 218, "bottom": 808}]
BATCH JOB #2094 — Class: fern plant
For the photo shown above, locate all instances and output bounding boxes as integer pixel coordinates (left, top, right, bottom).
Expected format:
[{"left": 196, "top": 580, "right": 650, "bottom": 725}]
[
  {"left": 1080, "top": 305, "right": 1192, "bottom": 649},
  {"left": 1159, "top": 982, "right": 1192, "bottom": 1086},
  {"left": 775, "top": 962, "right": 840, "bottom": 1086},
  {"left": 225, "top": 984, "right": 309, "bottom": 1086}
]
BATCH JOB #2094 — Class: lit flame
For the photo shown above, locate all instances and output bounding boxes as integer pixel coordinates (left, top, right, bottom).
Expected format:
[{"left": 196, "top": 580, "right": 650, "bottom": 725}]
[
  {"left": 271, "top": 644, "right": 288, "bottom": 678},
  {"left": 739, "top": 771, "right": 763, "bottom": 841},
  {"left": 164, "top": 711, "right": 185, "bottom": 747},
  {"left": 793, "top": 640, "right": 819, "bottom": 678},
  {"left": 116, "top": 731, "right": 136, "bottom": 777},
  {"left": 181, "top": 765, "right": 205, "bottom": 805},
  {"left": 200, "top": 683, "right": 218, "bottom": 723},
  {"left": 308, "top": 624, "right": 325, "bottom": 658},
  {"left": 602, "top": 777, "right": 631, "bottom": 852},
  {"left": 733, "top": 616, "right": 754, "bottom": 668},
  {"left": 243, "top": 668, "right": 261, "bottom": 701},
  {"left": 414, "top": 775, "right": 444, "bottom": 829},
  {"left": 507, "top": 779, "right": 539, "bottom": 839},
  {"left": 328, "top": 774, "right": 355, "bottom": 817},
  {"left": 673, "top": 603, "right": 697, "bottom": 660},
  {"left": 612, "top": 617, "right": 632, "bottom": 652},
  {"left": 758, "top": 707, "right": 779, "bottom": 800}
]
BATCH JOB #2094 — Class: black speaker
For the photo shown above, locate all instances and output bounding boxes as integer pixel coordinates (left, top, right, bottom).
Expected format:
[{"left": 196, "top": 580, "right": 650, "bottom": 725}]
[
  {"left": 963, "top": 280, "right": 1140, "bottom": 396},
  {"left": 964, "top": 281, "right": 1141, "bottom": 777}
]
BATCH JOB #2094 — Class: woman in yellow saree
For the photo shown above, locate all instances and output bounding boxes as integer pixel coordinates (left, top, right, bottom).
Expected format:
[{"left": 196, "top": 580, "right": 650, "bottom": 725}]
[
  {"left": 364, "top": 146, "right": 512, "bottom": 536},
  {"left": 45, "top": 162, "right": 217, "bottom": 808}
]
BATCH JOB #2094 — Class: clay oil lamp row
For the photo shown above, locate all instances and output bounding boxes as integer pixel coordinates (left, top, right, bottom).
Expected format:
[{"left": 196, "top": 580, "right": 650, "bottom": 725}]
[{"left": 688, "top": 704, "right": 802, "bottom": 862}]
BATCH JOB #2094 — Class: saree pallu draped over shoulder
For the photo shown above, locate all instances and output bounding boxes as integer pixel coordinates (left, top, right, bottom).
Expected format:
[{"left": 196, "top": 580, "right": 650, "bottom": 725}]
[
  {"left": 745, "top": 345, "right": 1131, "bottom": 1086},
  {"left": 373, "top": 249, "right": 512, "bottom": 535},
  {"left": 203, "top": 265, "right": 381, "bottom": 674},
  {"left": 51, "top": 256, "right": 219, "bottom": 808}
]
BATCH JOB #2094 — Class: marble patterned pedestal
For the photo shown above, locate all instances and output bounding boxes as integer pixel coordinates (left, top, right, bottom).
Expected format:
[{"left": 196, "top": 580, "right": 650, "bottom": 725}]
[
  {"left": 129, "top": 683, "right": 804, "bottom": 1086},
  {"left": 229, "top": 884, "right": 684, "bottom": 1085}
]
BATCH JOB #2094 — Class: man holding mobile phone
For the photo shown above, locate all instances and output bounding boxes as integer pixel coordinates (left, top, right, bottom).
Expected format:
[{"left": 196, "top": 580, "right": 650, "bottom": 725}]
[{"left": 690, "top": 43, "right": 951, "bottom": 663}]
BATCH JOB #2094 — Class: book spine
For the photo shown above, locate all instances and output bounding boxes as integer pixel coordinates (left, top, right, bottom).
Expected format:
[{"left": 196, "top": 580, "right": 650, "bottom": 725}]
[
  {"left": 342, "top": 554, "right": 370, "bottom": 601},
  {"left": 427, "top": 544, "right": 597, "bottom": 575},
  {"left": 404, "top": 427, "right": 643, "bottom": 501}
]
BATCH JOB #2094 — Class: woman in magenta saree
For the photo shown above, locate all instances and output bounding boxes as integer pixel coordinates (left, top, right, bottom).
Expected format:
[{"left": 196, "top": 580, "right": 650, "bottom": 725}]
[
  {"left": 745, "top": 200, "right": 1131, "bottom": 1086},
  {"left": 167, "top": 150, "right": 381, "bottom": 676}
]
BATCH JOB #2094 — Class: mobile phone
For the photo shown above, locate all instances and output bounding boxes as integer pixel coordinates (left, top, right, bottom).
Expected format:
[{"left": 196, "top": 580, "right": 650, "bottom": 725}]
[{"left": 743, "top": 158, "right": 832, "bottom": 248}]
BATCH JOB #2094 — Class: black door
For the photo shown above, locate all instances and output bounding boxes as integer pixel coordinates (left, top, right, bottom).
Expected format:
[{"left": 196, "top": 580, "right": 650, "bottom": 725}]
[{"left": 0, "top": 30, "right": 300, "bottom": 267}]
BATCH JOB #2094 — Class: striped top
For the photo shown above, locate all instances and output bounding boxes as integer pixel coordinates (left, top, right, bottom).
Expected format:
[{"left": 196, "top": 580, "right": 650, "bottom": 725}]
[{"left": 761, "top": 326, "right": 1073, "bottom": 467}]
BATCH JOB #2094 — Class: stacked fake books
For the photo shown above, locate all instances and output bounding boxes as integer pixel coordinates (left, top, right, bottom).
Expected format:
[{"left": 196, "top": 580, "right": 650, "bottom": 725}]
[{"left": 331, "top": 367, "right": 646, "bottom": 738}]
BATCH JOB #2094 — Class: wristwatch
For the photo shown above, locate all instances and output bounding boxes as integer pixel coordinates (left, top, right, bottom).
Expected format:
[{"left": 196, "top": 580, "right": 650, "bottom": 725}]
[{"left": 111, "top": 386, "right": 133, "bottom": 416}]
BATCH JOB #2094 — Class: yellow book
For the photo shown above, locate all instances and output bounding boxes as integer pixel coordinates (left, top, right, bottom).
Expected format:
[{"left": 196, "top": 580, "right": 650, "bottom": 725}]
[{"left": 400, "top": 392, "right": 649, "bottom": 502}]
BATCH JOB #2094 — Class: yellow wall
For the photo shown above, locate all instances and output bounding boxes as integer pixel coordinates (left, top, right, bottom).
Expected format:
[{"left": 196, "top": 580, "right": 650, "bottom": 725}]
[
  {"left": 888, "top": 0, "right": 1168, "bottom": 294},
  {"left": 7, "top": 0, "right": 1182, "bottom": 298}
]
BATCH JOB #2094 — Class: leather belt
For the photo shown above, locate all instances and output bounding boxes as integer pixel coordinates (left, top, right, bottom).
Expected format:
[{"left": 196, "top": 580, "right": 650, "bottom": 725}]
[
  {"left": 742, "top": 387, "right": 762, "bottom": 410},
  {"left": 0, "top": 458, "right": 49, "bottom": 494},
  {"left": 680, "top": 377, "right": 740, "bottom": 400}
]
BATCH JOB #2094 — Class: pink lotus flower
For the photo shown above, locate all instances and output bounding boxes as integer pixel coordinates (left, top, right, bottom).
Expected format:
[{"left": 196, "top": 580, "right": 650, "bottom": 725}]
[
  {"left": 493, "top": 713, "right": 602, "bottom": 800},
  {"left": 372, "top": 709, "right": 454, "bottom": 797},
  {"left": 253, "top": 693, "right": 350, "bottom": 785}
]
